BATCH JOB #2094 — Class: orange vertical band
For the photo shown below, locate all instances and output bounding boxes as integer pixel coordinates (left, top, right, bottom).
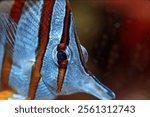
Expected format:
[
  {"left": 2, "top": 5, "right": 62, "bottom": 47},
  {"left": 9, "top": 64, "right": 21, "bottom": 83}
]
[
  {"left": 56, "top": 0, "right": 72, "bottom": 92},
  {"left": 28, "top": 0, "right": 55, "bottom": 99}
]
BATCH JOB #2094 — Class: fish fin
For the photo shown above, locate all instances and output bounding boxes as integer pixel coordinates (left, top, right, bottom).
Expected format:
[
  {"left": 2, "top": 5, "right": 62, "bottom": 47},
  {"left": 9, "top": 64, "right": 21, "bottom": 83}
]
[
  {"left": 0, "top": 90, "right": 26, "bottom": 100},
  {"left": 0, "top": 90, "right": 14, "bottom": 100},
  {"left": 10, "top": 0, "right": 43, "bottom": 64},
  {"left": 0, "top": 13, "right": 17, "bottom": 58}
]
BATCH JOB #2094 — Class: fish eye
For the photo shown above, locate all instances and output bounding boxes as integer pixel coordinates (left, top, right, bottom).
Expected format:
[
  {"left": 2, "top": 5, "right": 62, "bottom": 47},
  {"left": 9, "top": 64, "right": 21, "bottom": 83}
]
[
  {"left": 52, "top": 46, "right": 72, "bottom": 66},
  {"left": 57, "top": 50, "right": 68, "bottom": 61}
]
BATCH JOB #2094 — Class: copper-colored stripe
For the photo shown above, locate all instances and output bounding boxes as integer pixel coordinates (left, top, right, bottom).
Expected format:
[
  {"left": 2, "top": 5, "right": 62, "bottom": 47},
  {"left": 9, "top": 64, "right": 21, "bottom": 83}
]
[
  {"left": 59, "top": 0, "right": 71, "bottom": 47},
  {"left": 56, "top": 0, "right": 71, "bottom": 92},
  {"left": 10, "top": 0, "right": 26, "bottom": 23},
  {"left": 28, "top": 0, "right": 55, "bottom": 99},
  {"left": 57, "top": 60, "right": 68, "bottom": 93},
  {"left": 1, "top": 53, "right": 12, "bottom": 89},
  {"left": 1, "top": 0, "right": 25, "bottom": 90}
]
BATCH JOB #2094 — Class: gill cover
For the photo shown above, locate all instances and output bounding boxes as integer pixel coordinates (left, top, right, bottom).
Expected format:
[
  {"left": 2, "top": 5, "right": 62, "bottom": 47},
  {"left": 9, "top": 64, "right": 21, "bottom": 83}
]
[{"left": 41, "top": 0, "right": 115, "bottom": 100}]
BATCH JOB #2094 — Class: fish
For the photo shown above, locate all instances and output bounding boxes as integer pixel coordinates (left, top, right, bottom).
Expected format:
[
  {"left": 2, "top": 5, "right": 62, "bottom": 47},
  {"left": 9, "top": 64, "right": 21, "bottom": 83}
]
[{"left": 0, "top": 0, "right": 115, "bottom": 100}]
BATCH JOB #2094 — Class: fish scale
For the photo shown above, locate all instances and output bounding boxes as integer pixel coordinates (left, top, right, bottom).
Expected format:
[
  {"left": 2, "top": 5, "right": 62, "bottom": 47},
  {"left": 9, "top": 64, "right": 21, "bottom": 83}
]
[{"left": 0, "top": 0, "right": 115, "bottom": 100}]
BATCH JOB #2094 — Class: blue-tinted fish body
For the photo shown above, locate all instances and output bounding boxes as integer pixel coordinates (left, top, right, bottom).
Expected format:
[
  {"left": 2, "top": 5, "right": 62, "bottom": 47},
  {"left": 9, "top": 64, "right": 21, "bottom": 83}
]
[{"left": 0, "top": 0, "right": 115, "bottom": 100}]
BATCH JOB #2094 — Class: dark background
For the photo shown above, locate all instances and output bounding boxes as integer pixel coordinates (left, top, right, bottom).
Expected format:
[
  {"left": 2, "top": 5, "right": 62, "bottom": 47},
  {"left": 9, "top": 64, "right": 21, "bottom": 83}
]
[{"left": 58, "top": 0, "right": 150, "bottom": 100}]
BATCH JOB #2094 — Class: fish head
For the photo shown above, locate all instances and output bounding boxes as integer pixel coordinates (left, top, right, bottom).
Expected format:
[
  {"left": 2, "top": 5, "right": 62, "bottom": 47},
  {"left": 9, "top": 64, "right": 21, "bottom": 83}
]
[{"left": 41, "top": 0, "right": 115, "bottom": 100}]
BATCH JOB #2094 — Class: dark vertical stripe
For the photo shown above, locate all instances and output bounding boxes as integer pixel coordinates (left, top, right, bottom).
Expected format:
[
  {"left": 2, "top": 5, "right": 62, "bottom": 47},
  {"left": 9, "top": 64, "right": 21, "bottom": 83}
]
[
  {"left": 28, "top": 0, "right": 55, "bottom": 99},
  {"left": 56, "top": 0, "right": 71, "bottom": 92},
  {"left": 74, "top": 32, "right": 93, "bottom": 76},
  {"left": 1, "top": 0, "right": 26, "bottom": 90},
  {"left": 60, "top": 0, "right": 71, "bottom": 46}
]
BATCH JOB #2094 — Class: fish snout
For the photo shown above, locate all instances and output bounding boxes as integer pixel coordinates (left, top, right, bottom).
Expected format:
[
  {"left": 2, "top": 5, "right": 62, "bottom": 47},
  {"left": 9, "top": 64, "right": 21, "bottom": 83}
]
[{"left": 79, "top": 75, "right": 116, "bottom": 100}]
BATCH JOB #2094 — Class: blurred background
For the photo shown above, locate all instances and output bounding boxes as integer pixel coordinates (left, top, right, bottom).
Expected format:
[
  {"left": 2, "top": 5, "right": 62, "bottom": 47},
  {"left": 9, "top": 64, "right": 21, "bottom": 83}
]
[{"left": 58, "top": 0, "right": 150, "bottom": 100}]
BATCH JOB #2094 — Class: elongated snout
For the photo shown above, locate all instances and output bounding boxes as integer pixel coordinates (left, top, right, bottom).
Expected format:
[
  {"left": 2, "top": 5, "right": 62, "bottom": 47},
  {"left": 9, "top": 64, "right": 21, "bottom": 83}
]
[{"left": 80, "top": 75, "right": 115, "bottom": 100}]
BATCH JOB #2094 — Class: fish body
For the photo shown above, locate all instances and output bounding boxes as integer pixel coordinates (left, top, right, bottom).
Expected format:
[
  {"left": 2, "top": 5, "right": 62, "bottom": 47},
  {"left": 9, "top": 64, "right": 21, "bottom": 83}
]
[{"left": 0, "top": 0, "right": 115, "bottom": 100}]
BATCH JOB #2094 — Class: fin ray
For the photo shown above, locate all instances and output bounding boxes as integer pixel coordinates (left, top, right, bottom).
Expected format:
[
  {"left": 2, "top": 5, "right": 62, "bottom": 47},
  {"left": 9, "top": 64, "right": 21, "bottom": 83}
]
[{"left": 0, "top": 13, "right": 17, "bottom": 57}]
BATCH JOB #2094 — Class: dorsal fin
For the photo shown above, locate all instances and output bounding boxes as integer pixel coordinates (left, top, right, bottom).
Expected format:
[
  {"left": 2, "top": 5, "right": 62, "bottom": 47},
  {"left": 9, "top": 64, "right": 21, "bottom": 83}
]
[
  {"left": 8, "top": 0, "right": 43, "bottom": 65},
  {"left": 0, "top": 13, "right": 17, "bottom": 58}
]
